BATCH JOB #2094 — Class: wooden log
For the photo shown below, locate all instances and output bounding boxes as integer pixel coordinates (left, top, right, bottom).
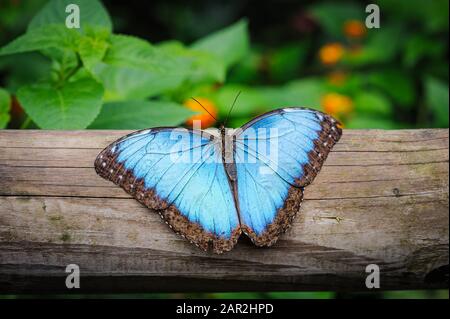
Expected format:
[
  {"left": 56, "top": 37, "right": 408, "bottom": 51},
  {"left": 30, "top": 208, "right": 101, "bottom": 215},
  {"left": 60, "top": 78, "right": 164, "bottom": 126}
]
[{"left": 0, "top": 129, "right": 448, "bottom": 293}]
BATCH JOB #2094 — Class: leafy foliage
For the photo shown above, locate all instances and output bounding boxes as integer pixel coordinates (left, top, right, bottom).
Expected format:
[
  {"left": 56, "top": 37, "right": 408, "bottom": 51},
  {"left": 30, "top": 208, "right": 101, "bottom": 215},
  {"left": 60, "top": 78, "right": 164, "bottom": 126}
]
[
  {"left": 425, "top": 77, "right": 449, "bottom": 128},
  {"left": 191, "top": 19, "right": 249, "bottom": 69},
  {"left": 89, "top": 100, "right": 195, "bottom": 129},
  {"left": 28, "top": 0, "right": 112, "bottom": 32},
  {"left": 0, "top": 0, "right": 448, "bottom": 130},
  {"left": 17, "top": 76, "right": 103, "bottom": 129},
  {"left": 0, "top": 0, "right": 250, "bottom": 129},
  {"left": 0, "top": 24, "right": 80, "bottom": 56},
  {"left": 158, "top": 41, "right": 226, "bottom": 84},
  {"left": 92, "top": 34, "right": 191, "bottom": 101},
  {"left": 0, "top": 88, "right": 11, "bottom": 128}
]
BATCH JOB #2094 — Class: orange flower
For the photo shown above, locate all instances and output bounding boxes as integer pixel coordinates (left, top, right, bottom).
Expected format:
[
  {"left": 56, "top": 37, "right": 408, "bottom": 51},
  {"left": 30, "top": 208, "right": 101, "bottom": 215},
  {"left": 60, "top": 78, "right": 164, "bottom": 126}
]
[
  {"left": 318, "top": 43, "right": 345, "bottom": 65},
  {"left": 184, "top": 97, "right": 218, "bottom": 128},
  {"left": 321, "top": 93, "right": 353, "bottom": 119},
  {"left": 343, "top": 20, "right": 366, "bottom": 39}
]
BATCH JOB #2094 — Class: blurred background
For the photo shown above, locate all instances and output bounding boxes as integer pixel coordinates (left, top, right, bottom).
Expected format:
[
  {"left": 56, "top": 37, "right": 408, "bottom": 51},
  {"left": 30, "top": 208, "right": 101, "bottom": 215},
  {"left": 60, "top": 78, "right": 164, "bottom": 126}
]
[
  {"left": 0, "top": 0, "right": 448, "bottom": 130},
  {"left": 0, "top": 0, "right": 448, "bottom": 298}
]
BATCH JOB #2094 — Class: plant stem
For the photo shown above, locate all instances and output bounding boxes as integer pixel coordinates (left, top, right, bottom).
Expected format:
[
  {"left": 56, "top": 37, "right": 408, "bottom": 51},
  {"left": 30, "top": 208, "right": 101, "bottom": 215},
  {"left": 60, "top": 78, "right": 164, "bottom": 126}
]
[
  {"left": 56, "top": 53, "right": 83, "bottom": 89},
  {"left": 20, "top": 116, "right": 31, "bottom": 129},
  {"left": 63, "top": 53, "right": 83, "bottom": 82}
]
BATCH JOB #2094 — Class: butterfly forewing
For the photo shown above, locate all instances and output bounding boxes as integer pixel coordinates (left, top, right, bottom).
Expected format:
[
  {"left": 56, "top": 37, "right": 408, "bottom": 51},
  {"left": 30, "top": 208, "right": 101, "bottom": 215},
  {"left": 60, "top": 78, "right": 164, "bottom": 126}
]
[{"left": 95, "top": 128, "right": 241, "bottom": 254}]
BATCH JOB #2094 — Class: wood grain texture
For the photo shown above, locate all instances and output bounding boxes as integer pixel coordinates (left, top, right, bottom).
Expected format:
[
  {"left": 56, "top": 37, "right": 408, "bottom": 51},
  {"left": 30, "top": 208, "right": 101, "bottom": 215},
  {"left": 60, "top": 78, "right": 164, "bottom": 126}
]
[{"left": 0, "top": 129, "right": 448, "bottom": 293}]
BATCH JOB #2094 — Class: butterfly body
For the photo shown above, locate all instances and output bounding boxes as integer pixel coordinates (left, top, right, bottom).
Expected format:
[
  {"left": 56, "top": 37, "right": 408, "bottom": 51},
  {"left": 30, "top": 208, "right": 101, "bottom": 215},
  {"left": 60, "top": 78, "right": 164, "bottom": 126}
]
[{"left": 95, "top": 107, "right": 342, "bottom": 253}]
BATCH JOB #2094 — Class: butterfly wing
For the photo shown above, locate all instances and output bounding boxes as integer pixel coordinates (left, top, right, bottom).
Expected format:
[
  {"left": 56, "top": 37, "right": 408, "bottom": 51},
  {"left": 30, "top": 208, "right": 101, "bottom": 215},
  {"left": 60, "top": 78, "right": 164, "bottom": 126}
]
[
  {"left": 95, "top": 128, "right": 240, "bottom": 253},
  {"left": 234, "top": 107, "right": 342, "bottom": 246}
]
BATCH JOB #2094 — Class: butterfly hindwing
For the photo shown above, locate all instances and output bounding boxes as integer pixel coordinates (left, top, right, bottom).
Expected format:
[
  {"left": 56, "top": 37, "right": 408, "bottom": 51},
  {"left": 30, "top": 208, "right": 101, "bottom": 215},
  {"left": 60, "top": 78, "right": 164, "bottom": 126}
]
[
  {"left": 95, "top": 128, "right": 241, "bottom": 253},
  {"left": 234, "top": 108, "right": 342, "bottom": 246}
]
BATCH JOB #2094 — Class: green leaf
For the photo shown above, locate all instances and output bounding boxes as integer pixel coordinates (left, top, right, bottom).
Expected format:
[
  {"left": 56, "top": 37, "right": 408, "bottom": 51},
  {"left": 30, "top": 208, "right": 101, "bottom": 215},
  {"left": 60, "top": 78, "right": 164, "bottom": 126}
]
[
  {"left": 376, "top": 0, "right": 449, "bottom": 32},
  {"left": 344, "top": 25, "right": 404, "bottom": 66},
  {"left": 354, "top": 91, "right": 392, "bottom": 117},
  {"left": 17, "top": 76, "right": 104, "bottom": 129},
  {"left": 0, "top": 24, "right": 80, "bottom": 56},
  {"left": 191, "top": 19, "right": 250, "bottom": 69},
  {"left": 228, "top": 48, "right": 262, "bottom": 84},
  {"left": 78, "top": 29, "right": 110, "bottom": 71},
  {"left": 0, "top": 88, "right": 12, "bottom": 129},
  {"left": 368, "top": 70, "right": 416, "bottom": 108},
  {"left": 29, "top": 0, "right": 112, "bottom": 33},
  {"left": 93, "top": 35, "right": 191, "bottom": 101},
  {"left": 403, "top": 35, "right": 446, "bottom": 67},
  {"left": 0, "top": 53, "right": 51, "bottom": 94},
  {"left": 89, "top": 100, "right": 195, "bottom": 129},
  {"left": 226, "top": 116, "right": 253, "bottom": 129},
  {"left": 268, "top": 42, "right": 310, "bottom": 82},
  {"left": 425, "top": 77, "right": 449, "bottom": 128},
  {"left": 281, "top": 78, "right": 325, "bottom": 108},
  {"left": 213, "top": 78, "right": 325, "bottom": 117},
  {"left": 346, "top": 116, "right": 401, "bottom": 129},
  {"left": 214, "top": 85, "right": 267, "bottom": 117},
  {"left": 158, "top": 40, "right": 225, "bottom": 83},
  {"left": 0, "top": 0, "right": 47, "bottom": 32},
  {"left": 267, "top": 292, "right": 334, "bottom": 299},
  {"left": 325, "top": 73, "right": 364, "bottom": 96}
]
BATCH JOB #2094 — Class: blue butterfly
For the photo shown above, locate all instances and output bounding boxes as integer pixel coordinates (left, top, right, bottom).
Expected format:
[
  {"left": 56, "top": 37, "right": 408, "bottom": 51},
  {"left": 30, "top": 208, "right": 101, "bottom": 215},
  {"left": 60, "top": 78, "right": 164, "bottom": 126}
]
[{"left": 95, "top": 107, "right": 342, "bottom": 253}]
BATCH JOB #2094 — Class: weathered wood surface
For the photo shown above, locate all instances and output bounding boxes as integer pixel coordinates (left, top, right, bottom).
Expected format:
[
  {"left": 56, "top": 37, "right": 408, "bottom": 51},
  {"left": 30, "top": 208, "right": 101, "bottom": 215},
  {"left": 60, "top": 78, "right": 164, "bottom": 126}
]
[{"left": 0, "top": 129, "right": 448, "bottom": 293}]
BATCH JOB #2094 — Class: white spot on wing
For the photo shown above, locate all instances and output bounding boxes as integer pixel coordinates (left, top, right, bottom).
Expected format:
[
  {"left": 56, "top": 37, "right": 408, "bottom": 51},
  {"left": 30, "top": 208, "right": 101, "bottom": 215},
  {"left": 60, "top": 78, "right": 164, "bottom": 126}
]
[{"left": 133, "top": 129, "right": 151, "bottom": 138}]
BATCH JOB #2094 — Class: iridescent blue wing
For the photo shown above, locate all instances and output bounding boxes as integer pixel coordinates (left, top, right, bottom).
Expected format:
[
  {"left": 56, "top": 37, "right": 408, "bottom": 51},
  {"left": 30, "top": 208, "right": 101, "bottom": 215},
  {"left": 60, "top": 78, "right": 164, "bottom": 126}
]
[
  {"left": 95, "top": 128, "right": 240, "bottom": 253},
  {"left": 234, "top": 107, "right": 342, "bottom": 246}
]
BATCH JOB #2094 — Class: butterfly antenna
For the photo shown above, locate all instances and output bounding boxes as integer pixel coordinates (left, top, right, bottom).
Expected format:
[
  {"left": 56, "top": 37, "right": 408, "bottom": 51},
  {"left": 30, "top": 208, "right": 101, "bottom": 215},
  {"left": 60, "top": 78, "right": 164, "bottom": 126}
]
[
  {"left": 224, "top": 91, "right": 241, "bottom": 127},
  {"left": 191, "top": 97, "right": 217, "bottom": 122}
]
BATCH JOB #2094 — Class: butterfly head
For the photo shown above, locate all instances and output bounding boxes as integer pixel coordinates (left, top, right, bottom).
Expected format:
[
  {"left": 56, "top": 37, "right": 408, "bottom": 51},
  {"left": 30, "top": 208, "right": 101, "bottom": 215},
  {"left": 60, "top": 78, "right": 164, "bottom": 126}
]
[{"left": 191, "top": 91, "right": 241, "bottom": 133}]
